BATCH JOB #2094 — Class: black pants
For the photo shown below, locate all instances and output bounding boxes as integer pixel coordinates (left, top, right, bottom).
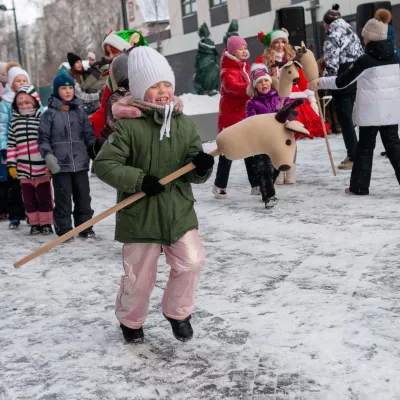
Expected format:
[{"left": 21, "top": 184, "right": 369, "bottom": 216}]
[
  {"left": 214, "top": 155, "right": 258, "bottom": 189},
  {"left": 334, "top": 94, "right": 357, "bottom": 160},
  {"left": 350, "top": 124, "right": 400, "bottom": 195},
  {"left": 52, "top": 171, "right": 94, "bottom": 236},
  {"left": 252, "top": 155, "right": 280, "bottom": 201},
  {"left": 8, "top": 177, "right": 25, "bottom": 221},
  {"left": 0, "top": 181, "right": 8, "bottom": 215}
]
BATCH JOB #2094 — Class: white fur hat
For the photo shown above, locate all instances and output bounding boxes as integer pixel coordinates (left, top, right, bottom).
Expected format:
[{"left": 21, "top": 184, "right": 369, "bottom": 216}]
[
  {"left": 88, "top": 52, "right": 96, "bottom": 60},
  {"left": 128, "top": 46, "right": 175, "bottom": 101},
  {"left": 7, "top": 66, "right": 30, "bottom": 87}
]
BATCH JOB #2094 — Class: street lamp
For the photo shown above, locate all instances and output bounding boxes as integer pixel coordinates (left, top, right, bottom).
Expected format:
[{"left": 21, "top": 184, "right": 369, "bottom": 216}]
[
  {"left": 121, "top": 0, "right": 129, "bottom": 30},
  {"left": 0, "top": 0, "right": 22, "bottom": 65}
]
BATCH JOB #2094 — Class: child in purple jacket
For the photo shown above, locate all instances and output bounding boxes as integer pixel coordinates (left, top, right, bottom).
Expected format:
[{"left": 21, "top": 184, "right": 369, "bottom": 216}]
[{"left": 246, "top": 64, "right": 289, "bottom": 208}]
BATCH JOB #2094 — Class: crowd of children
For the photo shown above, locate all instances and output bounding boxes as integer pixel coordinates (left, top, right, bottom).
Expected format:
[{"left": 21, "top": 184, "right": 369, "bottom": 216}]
[{"left": 1, "top": 6, "right": 400, "bottom": 344}]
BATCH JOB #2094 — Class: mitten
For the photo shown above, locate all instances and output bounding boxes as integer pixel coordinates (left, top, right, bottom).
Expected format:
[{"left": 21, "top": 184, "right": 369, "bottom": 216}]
[
  {"left": 192, "top": 152, "right": 214, "bottom": 176},
  {"left": 141, "top": 175, "right": 165, "bottom": 197},
  {"left": 44, "top": 154, "right": 60, "bottom": 174},
  {"left": 45, "top": 168, "right": 52, "bottom": 178},
  {"left": 307, "top": 94, "right": 319, "bottom": 116},
  {"left": 87, "top": 138, "right": 103, "bottom": 160},
  {"left": 8, "top": 167, "right": 17, "bottom": 179}
]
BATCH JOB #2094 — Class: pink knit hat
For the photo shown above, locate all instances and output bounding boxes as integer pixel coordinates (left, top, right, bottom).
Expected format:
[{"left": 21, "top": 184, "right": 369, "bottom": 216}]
[{"left": 227, "top": 36, "right": 247, "bottom": 55}]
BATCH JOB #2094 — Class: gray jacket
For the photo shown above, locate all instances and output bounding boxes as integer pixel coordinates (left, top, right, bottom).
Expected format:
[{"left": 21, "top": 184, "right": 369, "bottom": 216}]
[{"left": 38, "top": 96, "right": 95, "bottom": 173}]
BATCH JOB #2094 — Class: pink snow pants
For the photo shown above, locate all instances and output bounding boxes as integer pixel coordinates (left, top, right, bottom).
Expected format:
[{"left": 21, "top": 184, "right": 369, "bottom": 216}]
[
  {"left": 116, "top": 230, "right": 206, "bottom": 329},
  {"left": 20, "top": 176, "right": 53, "bottom": 226}
]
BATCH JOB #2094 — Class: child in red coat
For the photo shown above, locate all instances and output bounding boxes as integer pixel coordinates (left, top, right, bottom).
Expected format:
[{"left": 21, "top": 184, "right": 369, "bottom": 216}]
[{"left": 213, "top": 36, "right": 258, "bottom": 199}]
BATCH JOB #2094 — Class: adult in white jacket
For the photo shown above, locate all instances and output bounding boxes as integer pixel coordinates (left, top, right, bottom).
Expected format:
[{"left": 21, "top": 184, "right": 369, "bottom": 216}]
[{"left": 309, "top": 9, "right": 400, "bottom": 195}]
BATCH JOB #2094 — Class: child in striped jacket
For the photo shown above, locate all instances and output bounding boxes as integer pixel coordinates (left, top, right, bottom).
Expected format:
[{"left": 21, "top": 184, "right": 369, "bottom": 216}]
[{"left": 7, "top": 85, "right": 54, "bottom": 235}]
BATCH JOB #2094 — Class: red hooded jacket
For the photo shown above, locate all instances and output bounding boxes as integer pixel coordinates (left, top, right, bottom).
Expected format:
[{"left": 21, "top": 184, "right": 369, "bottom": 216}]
[{"left": 218, "top": 50, "right": 251, "bottom": 133}]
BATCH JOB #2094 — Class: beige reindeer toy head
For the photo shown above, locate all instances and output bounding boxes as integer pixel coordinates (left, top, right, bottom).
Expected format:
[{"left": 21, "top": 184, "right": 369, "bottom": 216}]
[
  {"left": 294, "top": 41, "right": 319, "bottom": 82},
  {"left": 216, "top": 99, "right": 309, "bottom": 171}
]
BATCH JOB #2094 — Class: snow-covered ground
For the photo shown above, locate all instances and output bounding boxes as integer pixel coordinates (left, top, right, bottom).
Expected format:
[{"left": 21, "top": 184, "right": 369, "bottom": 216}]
[
  {"left": 1, "top": 134, "right": 400, "bottom": 400},
  {"left": 179, "top": 93, "right": 220, "bottom": 115}
]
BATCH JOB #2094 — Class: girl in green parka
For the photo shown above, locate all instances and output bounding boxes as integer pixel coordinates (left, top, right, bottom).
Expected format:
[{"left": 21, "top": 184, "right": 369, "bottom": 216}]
[{"left": 94, "top": 46, "right": 214, "bottom": 344}]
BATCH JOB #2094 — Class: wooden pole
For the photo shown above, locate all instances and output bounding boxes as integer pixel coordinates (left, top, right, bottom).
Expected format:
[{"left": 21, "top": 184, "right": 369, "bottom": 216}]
[
  {"left": 14, "top": 149, "right": 221, "bottom": 269},
  {"left": 315, "top": 91, "right": 336, "bottom": 176}
]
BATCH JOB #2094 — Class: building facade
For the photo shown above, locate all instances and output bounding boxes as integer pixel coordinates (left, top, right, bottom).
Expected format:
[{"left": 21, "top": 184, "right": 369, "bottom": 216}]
[{"left": 143, "top": 0, "right": 400, "bottom": 95}]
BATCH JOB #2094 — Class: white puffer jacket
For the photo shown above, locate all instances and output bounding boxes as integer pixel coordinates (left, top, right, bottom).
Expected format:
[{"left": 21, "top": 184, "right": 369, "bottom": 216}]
[{"left": 320, "top": 40, "right": 400, "bottom": 127}]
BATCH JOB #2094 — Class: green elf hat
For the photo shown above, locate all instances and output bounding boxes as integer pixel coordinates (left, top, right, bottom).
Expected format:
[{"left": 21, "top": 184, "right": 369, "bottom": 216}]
[
  {"left": 102, "top": 29, "right": 149, "bottom": 54},
  {"left": 258, "top": 28, "right": 289, "bottom": 47}
]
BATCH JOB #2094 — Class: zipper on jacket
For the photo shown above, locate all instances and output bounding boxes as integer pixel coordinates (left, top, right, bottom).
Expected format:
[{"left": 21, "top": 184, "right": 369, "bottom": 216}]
[
  {"left": 26, "top": 118, "right": 32, "bottom": 178},
  {"left": 67, "top": 111, "right": 76, "bottom": 172},
  {"left": 243, "top": 63, "right": 250, "bottom": 82}
]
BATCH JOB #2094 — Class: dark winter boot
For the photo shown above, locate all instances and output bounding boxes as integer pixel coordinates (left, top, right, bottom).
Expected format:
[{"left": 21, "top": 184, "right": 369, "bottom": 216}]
[
  {"left": 120, "top": 323, "right": 144, "bottom": 344},
  {"left": 79, "top": 228, "right": 95, "bottom": 239},
  {"left": 30, "top": 225, "right": 41, "bottom": 235},
  {"left": 41, "top": 225, "right": 54, "bottom": 235},
  {"left": 163, "top": 313, "right": 193, "bottom": 342},
  {"left": 9, "top": 219, "right": 19, "bottom": 229}
]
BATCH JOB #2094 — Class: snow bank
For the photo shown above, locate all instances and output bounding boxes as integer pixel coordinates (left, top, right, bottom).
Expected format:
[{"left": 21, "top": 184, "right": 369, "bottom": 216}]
[{"left": 179, "top": 93, "right": 220, "bottom": 115}]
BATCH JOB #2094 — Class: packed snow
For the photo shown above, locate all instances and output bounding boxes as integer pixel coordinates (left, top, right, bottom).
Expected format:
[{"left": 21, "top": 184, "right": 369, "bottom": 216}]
[
  {"left": 178, "top": 93, "right": 220, "bottom": 115},
  {"left": 1, "top": 134, "right": 400, "bottom": 399}
]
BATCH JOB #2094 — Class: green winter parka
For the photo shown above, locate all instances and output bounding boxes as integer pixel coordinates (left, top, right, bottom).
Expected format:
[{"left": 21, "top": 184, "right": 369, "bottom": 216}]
[{"left": 94, "top": 109, "right": 212, "bottom": 245}]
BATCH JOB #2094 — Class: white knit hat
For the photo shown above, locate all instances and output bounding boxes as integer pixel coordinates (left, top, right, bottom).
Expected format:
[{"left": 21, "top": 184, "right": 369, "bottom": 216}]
[
  {"left": 128, "top": 46, "right": 175, "bottom": 101},
  {"left": 87, "top": 52, "right": 96, "bottom": 60},
  {"left": 7, "top": 66, "right": 30, "bottom": 87}
]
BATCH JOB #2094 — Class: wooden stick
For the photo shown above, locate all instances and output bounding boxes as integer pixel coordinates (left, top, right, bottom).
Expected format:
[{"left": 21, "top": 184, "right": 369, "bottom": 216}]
[
  {"left": 315, "top": 91, "right": 336, "bottom": 176},
  {"left": 14, "top": 149, "right": 221, "bottom": 269}
]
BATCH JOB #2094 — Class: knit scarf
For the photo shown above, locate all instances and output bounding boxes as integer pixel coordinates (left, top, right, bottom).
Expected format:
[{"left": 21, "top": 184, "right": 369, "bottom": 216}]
[{"left": 120, "top": 97, "right": 174, "bottom": 141}]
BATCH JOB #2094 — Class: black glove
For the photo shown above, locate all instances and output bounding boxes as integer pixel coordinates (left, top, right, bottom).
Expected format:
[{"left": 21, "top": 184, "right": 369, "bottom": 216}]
[
  {"left": 141, "top": 175, "right": 165, "bottom": 197},
  {"left": 0, "top": 149, "right": 6, "bottom": 161},
  {"left": 87, "top": 139, "right": 103, "bottom": 160},
  {"left": 192, "top": 152, "right": 214, "bottom": 176}
]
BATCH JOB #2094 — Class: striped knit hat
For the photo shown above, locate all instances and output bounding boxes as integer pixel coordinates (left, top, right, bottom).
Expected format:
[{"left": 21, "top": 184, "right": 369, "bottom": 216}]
[
  {"left": 250, "top": 64, "right": 272, "bottom": 87},
  {"left": 13, "top": 84, "right": 42, "bottom": 110},
  {"left": 323, "top": 4, "right": 341, "bottom": 25}
]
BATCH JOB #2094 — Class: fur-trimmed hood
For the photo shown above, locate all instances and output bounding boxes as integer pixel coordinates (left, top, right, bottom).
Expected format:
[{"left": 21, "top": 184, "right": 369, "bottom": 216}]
[{"left": 112, "top": 95, "right": 143, "bottom": 120}]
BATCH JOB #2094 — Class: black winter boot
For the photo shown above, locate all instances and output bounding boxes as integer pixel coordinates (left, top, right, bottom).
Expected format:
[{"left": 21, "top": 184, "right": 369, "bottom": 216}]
[
  {"left": 41, "top": 225, "right": 54, "bottom": 235},
  {"left": 79, "top": 228, "right": 95, "bottom": 239},
  {"left": 163, "top": 313, "right": 193, "bottom": 342},
  {"left": 120, "top": 323, "right": 144, "bottom": 344},
  {"left": 30, "top": 225, "right": 41, "bottom": 235}
]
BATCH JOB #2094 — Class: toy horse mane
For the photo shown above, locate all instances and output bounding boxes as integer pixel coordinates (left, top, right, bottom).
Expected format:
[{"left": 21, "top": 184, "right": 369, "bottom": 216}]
[{"left": 275, "top": 98, "right": 304, "bottom": 123}]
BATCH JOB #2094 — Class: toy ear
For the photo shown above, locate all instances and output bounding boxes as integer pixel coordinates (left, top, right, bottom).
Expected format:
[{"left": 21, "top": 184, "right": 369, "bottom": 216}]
[
  {"left": 293, "top": 61, "right": 303, "bottom": 69},
  {"left": 285, "top": 120, "right": 310, "bottom": 136},
  {"left": 282, "top": 61, "right": 293, "bottom": 69}
]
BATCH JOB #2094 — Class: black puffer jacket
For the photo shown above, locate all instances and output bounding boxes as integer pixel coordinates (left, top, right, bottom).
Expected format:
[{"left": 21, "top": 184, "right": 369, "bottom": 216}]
[{"left": 38, "top": 96, "right": 95, "bottom": 173}]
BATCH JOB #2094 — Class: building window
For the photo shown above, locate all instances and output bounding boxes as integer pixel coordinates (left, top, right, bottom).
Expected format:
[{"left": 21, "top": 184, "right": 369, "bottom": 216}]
[
  {"left": 182, "top": 0, "right": 197, "bottom": 16},
  {"left": 210, "top": 0, "right": 227, "bottom": 7},
  {"left": 248, "top": 0, "right": 271, "bottom": 17}
]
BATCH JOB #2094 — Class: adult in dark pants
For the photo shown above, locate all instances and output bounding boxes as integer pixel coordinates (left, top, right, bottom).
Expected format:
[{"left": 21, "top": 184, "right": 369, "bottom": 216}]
[
  {"left": 311, "top": 9, "right": 400, "bottom": 195},
  {"left": 38, "top": 74, "right": 95, "bottom": 239},
  {"left": 323, "top": 4, "right": 363, "bottom": 170}
]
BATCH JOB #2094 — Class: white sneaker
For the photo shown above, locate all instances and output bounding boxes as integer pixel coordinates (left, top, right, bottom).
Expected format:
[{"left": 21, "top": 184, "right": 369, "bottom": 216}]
[
  {"left": 212, "top": 185, "right": 227, "bottom": 199},
  {"left": 275, "top": 172, "right": 285, "bottom": 185},
  {"left": 285, "top": 164, "right": 296, "bottom": 184},
  {"left": 251, "top": 187, "right": 261, "bottom": 195}
]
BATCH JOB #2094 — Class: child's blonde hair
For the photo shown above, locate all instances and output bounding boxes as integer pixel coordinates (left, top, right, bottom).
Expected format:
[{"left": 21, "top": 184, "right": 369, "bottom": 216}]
[{"left": 261, "top": 43, "right": 296, "bottom": 76}]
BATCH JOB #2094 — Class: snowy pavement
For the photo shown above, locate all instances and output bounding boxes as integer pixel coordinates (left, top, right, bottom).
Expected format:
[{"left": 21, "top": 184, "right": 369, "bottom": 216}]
[{"left": 1, "top": 134, "right": 400, "bottom": 400}]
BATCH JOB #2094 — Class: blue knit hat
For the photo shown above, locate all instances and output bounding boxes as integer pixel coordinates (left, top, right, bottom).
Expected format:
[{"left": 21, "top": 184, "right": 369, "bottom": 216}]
[{"left": 53, "top": 73, "right": 75, "bottom": 99}]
